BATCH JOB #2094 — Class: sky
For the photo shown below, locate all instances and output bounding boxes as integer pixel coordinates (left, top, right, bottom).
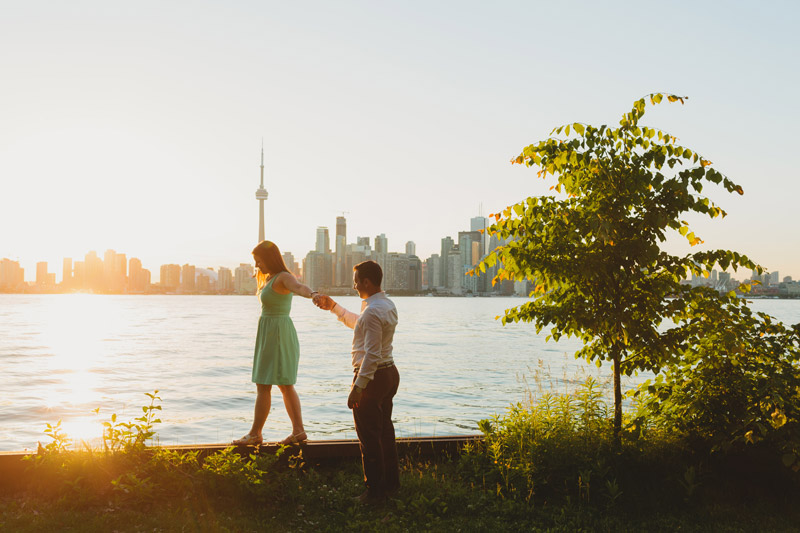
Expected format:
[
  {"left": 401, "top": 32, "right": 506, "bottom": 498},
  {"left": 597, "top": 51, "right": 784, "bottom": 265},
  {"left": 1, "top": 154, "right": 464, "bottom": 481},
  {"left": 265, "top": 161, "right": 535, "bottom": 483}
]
[{"left": 2, "top": 0, "right": 798, "bottom": 282}]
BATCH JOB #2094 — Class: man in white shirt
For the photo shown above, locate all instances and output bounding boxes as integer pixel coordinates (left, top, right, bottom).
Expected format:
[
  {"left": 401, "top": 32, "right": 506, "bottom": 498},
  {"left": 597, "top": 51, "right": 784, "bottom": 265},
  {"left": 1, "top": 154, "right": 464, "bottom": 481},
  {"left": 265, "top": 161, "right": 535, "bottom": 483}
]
[{"left": 313, "top": 260, "right": 400, "bottom": 503}]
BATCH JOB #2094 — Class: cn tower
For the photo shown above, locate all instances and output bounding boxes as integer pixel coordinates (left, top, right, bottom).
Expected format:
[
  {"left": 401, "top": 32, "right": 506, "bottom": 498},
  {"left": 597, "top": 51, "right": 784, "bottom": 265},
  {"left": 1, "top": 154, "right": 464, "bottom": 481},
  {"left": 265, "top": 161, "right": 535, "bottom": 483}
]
[{"left": 255, "top": 143, "right": 269, "bottom": 242}]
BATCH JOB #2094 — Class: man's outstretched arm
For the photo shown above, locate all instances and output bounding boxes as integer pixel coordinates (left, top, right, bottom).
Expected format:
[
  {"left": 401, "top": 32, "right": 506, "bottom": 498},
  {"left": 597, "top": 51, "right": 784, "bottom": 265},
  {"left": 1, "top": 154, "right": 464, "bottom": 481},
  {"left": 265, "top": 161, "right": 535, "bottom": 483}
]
[{"left": 313, "top": 294, "right": 358, "bottom": 329}]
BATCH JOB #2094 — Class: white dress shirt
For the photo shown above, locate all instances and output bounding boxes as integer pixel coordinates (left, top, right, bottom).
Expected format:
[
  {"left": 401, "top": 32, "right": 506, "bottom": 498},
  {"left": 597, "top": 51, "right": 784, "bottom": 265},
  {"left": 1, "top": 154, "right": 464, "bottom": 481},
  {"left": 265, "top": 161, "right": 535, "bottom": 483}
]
[{"left": 330, "top": 292, "right": 397, "bottom": 389}]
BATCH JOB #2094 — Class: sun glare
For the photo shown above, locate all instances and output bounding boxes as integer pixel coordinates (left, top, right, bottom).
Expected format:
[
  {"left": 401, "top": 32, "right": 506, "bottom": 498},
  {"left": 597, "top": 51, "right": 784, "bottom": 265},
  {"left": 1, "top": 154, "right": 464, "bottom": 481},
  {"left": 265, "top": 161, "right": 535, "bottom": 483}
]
[
  {"left": 60, "top": 415, "right": 104, "bottom": 447},
  {"left": 35, "top": 295, "right": 125, "bottom": 413}
]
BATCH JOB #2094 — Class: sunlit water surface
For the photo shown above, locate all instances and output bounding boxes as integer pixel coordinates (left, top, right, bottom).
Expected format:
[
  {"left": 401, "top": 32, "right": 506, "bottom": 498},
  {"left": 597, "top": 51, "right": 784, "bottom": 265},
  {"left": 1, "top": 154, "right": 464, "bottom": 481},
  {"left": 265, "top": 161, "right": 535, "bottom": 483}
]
[{"left": 1, "top": 295, "right": 798, "bottom": 451}]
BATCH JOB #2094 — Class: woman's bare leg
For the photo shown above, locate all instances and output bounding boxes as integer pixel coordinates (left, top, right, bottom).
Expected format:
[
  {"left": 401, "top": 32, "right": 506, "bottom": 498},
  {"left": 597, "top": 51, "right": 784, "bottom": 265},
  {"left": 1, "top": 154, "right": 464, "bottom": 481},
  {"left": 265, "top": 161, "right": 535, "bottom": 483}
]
[
  {"left": 277, "top": 384, "right": 305, "bottom": 435},
  {"left": 249, "top": 383, "right": 272, "bottom": 436}
]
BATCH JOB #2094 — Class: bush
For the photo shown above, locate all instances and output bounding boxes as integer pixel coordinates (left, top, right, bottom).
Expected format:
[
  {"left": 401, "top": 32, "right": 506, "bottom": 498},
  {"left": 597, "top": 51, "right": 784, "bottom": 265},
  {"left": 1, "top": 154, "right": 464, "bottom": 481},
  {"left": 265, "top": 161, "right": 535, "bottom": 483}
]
[
  {"left": 636, "top": 297, "right": 800, "bottom": 471},
  {"left": 461, "top": 377, "right": 621, "bottom": 505}
]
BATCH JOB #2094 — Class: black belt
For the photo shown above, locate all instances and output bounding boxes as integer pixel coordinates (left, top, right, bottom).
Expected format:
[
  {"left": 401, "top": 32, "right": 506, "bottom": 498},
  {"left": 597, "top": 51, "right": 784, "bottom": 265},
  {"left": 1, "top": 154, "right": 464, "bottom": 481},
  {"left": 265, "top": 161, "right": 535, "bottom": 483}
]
[{"left": 354, "top": 361, "right": 394, "bottom": 372}]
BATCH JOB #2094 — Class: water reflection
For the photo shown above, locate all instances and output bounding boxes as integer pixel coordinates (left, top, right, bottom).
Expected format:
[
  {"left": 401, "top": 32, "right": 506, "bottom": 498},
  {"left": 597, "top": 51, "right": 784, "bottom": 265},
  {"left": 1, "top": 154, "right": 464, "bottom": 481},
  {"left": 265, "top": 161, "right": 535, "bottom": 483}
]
[{"left": 2, "top": 295, "right": 797, "bottom": 451}]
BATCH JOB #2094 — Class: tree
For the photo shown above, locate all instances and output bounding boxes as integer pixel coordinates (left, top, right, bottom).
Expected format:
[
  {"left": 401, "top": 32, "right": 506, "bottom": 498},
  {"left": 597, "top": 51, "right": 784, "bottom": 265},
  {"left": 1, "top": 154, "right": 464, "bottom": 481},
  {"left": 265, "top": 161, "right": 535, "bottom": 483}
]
[{"left": 478, "top": 94, "right": 761, "bottom": 443}]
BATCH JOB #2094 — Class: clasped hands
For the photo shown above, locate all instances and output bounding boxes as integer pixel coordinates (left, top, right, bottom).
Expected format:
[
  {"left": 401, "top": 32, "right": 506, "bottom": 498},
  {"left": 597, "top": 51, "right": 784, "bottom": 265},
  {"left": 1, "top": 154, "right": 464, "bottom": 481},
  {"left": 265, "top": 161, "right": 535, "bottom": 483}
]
[{"left": 311, "top": 292, "right": 335, "bottom": 310}]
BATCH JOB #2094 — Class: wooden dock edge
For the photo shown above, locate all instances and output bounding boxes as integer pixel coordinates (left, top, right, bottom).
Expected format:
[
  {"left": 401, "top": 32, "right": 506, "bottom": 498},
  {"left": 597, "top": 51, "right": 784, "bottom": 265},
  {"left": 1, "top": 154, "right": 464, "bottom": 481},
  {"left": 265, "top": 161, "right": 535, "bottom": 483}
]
[{"left": 0, "top": 435, "right": 483, "bottom": 495}]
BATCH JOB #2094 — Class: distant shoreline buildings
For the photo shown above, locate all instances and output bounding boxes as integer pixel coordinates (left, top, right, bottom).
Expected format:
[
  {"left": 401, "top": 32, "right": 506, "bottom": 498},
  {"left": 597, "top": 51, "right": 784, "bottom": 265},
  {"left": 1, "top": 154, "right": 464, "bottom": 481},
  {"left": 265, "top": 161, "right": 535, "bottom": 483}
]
[
  {"left": 2, "top": 214, "right": 799, "bottom": 298},
  {"left": 3, "top": 150, "right": 798, "bottom": 297}
]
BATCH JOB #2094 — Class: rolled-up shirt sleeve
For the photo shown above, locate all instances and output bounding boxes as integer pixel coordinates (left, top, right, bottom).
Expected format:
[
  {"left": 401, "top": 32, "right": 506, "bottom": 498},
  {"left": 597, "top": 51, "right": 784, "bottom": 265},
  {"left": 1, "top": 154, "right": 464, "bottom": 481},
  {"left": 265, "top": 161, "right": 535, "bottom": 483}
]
[
  {"left": 331, "top": 303, "right": 359, "bottom": 329},
  {"left": 355, "top": 310, "right": 382, "bottom": 389}
]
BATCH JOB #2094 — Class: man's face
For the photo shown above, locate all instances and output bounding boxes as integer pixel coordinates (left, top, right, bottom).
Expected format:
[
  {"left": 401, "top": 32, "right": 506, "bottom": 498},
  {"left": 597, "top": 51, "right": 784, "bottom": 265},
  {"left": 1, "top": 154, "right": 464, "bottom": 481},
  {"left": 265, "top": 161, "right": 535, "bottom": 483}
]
[{"left": 353, "top": 271, "right": 369, "bottom": 299}]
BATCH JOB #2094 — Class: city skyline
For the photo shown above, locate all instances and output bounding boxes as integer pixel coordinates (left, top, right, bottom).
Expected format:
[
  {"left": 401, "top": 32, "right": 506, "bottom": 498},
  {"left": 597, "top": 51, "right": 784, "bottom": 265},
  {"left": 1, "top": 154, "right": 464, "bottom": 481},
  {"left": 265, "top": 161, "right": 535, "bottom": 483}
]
[
  {"left": 1, "top": 2, "right": 798, "bottom": 279},
  {"left": 3, "top": 210, "right": 798, "bottom": 290}
]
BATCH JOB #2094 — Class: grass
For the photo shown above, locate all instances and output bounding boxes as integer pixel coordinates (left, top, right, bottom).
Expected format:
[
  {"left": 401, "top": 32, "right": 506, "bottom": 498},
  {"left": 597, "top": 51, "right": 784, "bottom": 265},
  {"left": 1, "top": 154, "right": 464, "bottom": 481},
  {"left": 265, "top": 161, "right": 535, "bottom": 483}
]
[
  {"left": 2, "top": 455, "right": 799, "bottom": 532},
  {"left": 2, "top": 385, "right": 799, "bottom": 532}
]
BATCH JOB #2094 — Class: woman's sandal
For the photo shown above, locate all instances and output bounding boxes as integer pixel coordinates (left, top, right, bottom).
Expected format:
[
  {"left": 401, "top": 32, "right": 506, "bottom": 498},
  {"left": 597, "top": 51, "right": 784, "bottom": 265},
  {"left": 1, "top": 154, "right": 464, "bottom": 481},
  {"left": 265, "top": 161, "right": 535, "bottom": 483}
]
[
  {"left": 232, "top": 433, "right": 263, "bottom": 446},
  {"left": 279, "top": 431, "right": 307, "bottom": 445}
]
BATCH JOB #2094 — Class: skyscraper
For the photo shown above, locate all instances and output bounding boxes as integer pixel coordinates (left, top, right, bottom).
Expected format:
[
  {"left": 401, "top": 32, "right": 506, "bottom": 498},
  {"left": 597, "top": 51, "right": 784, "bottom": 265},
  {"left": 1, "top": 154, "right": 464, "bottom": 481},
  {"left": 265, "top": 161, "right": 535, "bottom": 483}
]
[
  {"left": 470, "top": 216, "right": 490, "bottom": 258},
  {"left": 335, "top": 216, "right": 347, "bottom": 286},
  {"left": 375, "top": 234, "right": 388, "bottom": 255},
  {"left": 316, "top": 227, "right": 330, "bottom": 254},
  {"left": 440, "top": 236, "right": 454, "bottom": 288},
  {"left": 160, "top": 264, "right": 182, "bottom": 291},
  {"left": 36, "top": 262, "right": 48, "bottom": 286},
  {"left": 181, "top": 264, "right": 196, "bottom": 292},
  {"left": 255, "top": 144, "right": 269, "bottom": 242},
  {"left": 0, "top": 258, "right": 24, "bottom": 291},
  {"left": 62, "top": 258, "right": 72, "bottom": 288},
  {"left": 405, "top": 241, "right": 416, "bottom": 256},
  {"left": 218, "top": 267, "right": 233, "bottom": 293}
]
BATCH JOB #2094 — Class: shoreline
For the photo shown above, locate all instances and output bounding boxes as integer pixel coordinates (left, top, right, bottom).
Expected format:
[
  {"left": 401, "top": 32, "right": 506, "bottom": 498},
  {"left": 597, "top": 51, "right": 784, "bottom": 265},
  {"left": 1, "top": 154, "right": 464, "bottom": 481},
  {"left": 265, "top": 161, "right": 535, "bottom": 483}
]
[{"left": 0, "top": 435, "right": 481, "bottom": 494}]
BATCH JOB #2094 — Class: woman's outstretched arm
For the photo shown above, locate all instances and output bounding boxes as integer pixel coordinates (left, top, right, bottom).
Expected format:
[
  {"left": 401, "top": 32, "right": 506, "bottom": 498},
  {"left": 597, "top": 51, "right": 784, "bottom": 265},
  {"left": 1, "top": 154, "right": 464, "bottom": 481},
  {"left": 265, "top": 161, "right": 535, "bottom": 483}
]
[{"left": 273, "top": 272, "right": 316, "bottom": 298}]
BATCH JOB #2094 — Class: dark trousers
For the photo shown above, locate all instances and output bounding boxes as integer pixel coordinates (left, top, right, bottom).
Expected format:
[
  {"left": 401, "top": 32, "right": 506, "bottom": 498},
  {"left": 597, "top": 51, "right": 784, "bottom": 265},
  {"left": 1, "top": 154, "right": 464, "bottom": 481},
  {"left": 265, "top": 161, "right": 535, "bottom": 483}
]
[{"left": 352, "top": 365, "right": 400, "bottom": 496}]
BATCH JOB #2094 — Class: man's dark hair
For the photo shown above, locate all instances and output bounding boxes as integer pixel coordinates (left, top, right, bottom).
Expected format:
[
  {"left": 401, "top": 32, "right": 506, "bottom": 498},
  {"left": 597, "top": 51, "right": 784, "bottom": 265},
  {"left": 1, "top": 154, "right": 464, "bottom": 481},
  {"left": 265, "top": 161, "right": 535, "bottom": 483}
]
[{"left": 354, "top": 260, "right": 382, "bottom": 287}]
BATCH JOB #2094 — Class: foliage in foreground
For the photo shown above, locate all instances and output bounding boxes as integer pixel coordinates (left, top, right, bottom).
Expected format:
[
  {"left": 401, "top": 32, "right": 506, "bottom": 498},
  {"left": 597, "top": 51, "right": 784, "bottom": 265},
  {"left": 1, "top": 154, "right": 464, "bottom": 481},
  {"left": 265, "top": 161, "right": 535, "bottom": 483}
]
[
  {"left": 464, "top": 378, "right": 800, "bottom": 512},
  {"left": 477, "top": 92, "right": 762, "bottom": 439},
  {"left": 5, "top": 387, "right": 800, "bottom": 532},
  {"left": 636, "top": 296, "right": 800, "bottom": 470}
]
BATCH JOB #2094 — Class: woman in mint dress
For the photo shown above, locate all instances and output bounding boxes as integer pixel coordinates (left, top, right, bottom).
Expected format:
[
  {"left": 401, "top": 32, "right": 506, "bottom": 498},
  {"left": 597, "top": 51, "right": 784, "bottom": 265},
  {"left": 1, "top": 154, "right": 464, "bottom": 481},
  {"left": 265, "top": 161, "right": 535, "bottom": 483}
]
[{"left": 234, "top": 240, "right": 318, "bottom": 446}]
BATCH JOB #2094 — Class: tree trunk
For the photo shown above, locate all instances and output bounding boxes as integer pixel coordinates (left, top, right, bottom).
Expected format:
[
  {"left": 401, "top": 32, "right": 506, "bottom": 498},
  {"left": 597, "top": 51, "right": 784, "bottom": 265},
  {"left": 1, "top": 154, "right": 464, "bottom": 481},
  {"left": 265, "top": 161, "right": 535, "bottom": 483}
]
[{"left": 612, "top": 348, "right": 622, "bottom": 447}]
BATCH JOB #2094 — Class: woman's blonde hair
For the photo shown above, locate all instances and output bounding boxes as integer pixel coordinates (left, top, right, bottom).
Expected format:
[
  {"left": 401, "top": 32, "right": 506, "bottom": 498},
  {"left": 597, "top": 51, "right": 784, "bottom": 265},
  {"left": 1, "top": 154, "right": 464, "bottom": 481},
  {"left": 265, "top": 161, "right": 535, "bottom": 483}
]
[{"left": 252, "top": 240, "right": 290, "bottom": 293}]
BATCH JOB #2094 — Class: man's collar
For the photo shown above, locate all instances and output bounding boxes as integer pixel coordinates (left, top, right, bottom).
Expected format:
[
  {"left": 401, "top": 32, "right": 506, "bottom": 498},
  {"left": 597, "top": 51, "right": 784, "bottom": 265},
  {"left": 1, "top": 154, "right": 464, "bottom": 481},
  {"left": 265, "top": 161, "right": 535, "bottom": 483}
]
[{"left": 363, "top": 291, "right": 387, "bottom": 303}]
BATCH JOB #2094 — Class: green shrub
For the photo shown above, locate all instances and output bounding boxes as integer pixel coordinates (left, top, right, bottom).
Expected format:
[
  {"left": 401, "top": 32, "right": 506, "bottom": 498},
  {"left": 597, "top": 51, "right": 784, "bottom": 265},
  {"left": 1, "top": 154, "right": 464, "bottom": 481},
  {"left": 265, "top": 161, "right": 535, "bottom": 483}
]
[
  {"left": 636, "top": 297, "right": 800, "bottom": 471},
  {"left": 462, "top": 377, "right": 617, "bottom": 504}
]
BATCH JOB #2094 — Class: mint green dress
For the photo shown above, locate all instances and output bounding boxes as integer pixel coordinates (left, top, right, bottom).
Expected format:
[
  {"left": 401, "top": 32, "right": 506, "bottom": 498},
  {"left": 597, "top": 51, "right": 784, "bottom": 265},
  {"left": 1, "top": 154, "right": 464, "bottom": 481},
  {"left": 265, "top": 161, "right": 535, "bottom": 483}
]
[{"left": 252, "top": 276, "right": 300, "bottom": 385}]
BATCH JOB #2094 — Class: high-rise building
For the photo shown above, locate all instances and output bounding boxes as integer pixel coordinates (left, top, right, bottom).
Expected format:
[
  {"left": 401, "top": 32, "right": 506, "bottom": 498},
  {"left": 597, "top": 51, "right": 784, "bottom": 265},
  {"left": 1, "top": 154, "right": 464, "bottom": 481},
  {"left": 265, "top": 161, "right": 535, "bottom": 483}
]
[
  {"left": 470, "top": 216, "right": 490, "bottom": 258},
  {"left": 303, "top": 251, "right": 333, "bottom": 290},
  {"left": 384, "top": 253, "right": 409, "bottom": 291},
  {"left": 458, "top": 231, "right": 482, "bottom": 268},
  {"left": 235, "top": 263, "right": 257, "bottom": 294},
  {"left": 36, "top": 262, "right": 48, "bottom": 286},
  {"left": 255, "top": 144, "right": 269, "bottom": 242},
  {"left": 62, "top": 258, "right": 72, "bottom": 288},
  {"left": 446, "top": 246, "right": 462, "bottom": 294},
  {"left": 345, "top": 242, "right": 370, "bottom": 279},
  {"left": 104, "top": 250, "right": 117, "bottom": 291},
  {"left": 405, "top": 241, "right": 416, "bottom": 256},
  {"left": 407, "top": 255, "right": 422, "bottom": 293},
  {"left": 316, "top": 227, "right": 330, "bottom": 254},
  {"left": 336, "top": 216, "right": 347, "bottom": 241},
  {"left": 160, "top": 264, "right": 182, "bottom": 291},
  {"left": 357, "top": 236, "right": 370, "bottom": 247},
  {"left": 0, "top": 258, "right": 25, "bottom": 291},
  {"left": 85, "top": 251, "right": 104, "bottom": 292},
  {"left": 181, "top": 264, "right": 196, "bottom": 292},
  {"left": 335, "top": 216, "right": 347, "bottom": 286},
  {"left": 128, "top": 257, "right": 151, "bottom": 293},
  {"left": 424, "top": 254, "right": 441, "bottom": 289},
  {"left": 73, "top": 261, "right": 86, "bottom": 289},
  {"left": 440, "top": 236, "right": 454, "bottom": 288},
  {"left": 282, "top": 252, "right": 300, "bottom": 278},
  {"left": 218, "top": 267, "right": 233, "bottom": 293},
  {"left": 196, "top": 273, "right": 211, "bottom": 293},
  {"left": 116, "top": 254, "right": 127, "bottom": 292},
  {"left": 375, "top": 234, "right": 388, "bottom": 254}
]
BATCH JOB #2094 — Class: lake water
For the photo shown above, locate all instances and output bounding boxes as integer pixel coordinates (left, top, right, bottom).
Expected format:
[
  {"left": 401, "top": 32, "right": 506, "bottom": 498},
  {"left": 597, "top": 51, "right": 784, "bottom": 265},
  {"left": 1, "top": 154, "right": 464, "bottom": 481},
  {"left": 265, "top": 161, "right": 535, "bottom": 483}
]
[{"left": 1, "top": 295, "right": 798, "bottom": 452}]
